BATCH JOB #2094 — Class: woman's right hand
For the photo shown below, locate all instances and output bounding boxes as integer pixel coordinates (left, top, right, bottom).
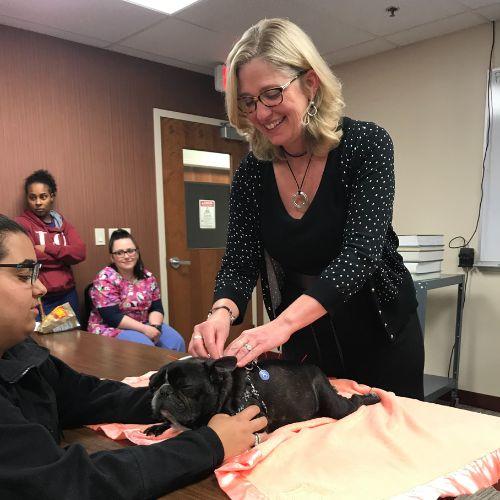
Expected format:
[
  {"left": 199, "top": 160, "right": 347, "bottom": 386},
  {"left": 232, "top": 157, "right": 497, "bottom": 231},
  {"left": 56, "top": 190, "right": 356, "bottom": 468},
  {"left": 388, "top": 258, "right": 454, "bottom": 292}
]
[{"left": 188, "top": 312, "right": 231, "bottom": 359}]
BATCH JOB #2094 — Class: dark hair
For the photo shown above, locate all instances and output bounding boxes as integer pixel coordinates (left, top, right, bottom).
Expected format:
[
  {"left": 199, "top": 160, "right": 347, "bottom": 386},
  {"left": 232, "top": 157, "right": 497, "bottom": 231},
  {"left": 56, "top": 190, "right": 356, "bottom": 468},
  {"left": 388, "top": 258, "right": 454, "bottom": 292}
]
[
  {"left": 108, "top": 229, "right": 146, "bottom": 280},
  {"left": 0, "top": 214, "right": 28, "bottom": 261},
  {"left": 24, "top": 169, "right": 58, "bottom": 195}
]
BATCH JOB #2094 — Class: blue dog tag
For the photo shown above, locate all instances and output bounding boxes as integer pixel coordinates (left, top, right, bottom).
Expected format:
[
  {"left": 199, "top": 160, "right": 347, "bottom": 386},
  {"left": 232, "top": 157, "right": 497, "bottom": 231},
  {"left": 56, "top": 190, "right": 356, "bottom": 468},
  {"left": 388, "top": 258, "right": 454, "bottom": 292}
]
[{"left": 258, "top": 369, "right": 270, "bottom": 381}]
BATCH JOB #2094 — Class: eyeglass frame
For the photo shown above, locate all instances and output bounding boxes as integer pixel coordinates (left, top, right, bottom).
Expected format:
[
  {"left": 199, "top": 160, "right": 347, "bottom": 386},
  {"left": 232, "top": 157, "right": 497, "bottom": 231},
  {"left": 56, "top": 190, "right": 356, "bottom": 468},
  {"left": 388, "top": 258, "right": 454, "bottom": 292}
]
[
  {"left": 237, "top": 69, "right": 307, "bottom": 115},
  {"left": 111, "top": 248, "right": 139, "bottom": 258},
  {"left": 0, "top": 261, "right": 42, "bottom": 285}
]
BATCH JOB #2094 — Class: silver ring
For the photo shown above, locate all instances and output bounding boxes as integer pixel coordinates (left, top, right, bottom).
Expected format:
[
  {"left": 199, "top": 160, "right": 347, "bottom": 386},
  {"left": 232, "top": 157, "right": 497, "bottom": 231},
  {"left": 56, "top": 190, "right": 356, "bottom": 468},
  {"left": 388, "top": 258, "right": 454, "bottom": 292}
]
[
  {"left": 244, "top": 343, "right": 253, "bottom": 351},
  {"left": 192, "top": 334, "right": 203, "bottom": 340},
  {"left": 253, "top": 433, "right": 260, "bottom": 447}
]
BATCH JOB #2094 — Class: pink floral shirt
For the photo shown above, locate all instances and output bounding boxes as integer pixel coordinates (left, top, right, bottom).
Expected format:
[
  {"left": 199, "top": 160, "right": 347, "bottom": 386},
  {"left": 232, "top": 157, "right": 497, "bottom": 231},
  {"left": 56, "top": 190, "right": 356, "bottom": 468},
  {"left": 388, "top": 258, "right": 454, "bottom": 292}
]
[{"left": 88, "top": 266, "right": 161, "bottom": 337}]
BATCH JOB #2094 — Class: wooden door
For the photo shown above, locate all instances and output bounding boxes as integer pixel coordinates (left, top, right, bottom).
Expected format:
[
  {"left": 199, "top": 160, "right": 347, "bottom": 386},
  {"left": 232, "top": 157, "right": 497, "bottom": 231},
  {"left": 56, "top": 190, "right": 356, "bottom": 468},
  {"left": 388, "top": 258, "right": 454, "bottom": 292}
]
[{"left": 162, "top": 118, "right": 251, "bottom": 346}]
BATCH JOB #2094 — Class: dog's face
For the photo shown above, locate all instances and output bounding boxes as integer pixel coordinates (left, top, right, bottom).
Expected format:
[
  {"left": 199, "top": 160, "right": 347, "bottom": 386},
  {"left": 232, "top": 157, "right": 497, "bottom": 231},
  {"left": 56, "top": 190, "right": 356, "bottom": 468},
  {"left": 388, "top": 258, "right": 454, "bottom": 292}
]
[{"left": 149, "top": 356, "right": 237, "bottom": 428}]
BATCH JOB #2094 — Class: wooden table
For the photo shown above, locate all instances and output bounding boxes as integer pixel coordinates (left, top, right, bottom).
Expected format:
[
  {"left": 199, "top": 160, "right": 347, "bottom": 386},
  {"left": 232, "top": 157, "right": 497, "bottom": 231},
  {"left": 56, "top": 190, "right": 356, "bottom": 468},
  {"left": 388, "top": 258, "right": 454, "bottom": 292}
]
[{"left": 32, "top": 331, "right": 227, "bottom": 499}]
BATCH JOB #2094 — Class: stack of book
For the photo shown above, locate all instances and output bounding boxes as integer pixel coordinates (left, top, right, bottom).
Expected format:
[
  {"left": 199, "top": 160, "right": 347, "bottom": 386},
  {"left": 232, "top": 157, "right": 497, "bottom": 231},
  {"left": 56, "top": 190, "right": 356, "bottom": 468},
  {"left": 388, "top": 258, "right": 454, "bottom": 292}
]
[{"left": 397, "top": 234, "right": 444, "bottom": 275}]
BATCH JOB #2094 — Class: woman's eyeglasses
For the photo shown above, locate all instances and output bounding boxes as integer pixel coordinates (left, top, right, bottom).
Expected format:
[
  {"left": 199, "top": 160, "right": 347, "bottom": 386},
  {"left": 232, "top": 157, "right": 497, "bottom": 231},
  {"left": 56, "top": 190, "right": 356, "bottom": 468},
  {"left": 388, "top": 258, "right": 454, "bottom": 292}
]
[
  {"left": 0, "top": 261, "right": 42, "bottom": 285},
  {"left": 237, "top": 70, "right": 306, "bottom": 115},
  {"left": 111, "top": 248, "right": 138, "bottom": 258}
]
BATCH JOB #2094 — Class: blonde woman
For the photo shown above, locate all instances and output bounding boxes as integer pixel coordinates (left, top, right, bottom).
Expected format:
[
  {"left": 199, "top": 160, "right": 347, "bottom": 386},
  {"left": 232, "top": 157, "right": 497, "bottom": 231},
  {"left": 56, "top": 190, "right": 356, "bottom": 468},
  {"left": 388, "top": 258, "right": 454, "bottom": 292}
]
[{"left": 189, "top": 19, "right": 424, "bottom": 400}]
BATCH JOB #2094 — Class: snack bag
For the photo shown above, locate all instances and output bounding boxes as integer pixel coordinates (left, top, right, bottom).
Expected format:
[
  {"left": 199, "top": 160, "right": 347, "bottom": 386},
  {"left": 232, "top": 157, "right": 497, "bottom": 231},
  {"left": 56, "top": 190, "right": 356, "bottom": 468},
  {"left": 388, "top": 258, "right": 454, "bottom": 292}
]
[{"left": 38, "top": 302, "right": 80, "bottom": 333}]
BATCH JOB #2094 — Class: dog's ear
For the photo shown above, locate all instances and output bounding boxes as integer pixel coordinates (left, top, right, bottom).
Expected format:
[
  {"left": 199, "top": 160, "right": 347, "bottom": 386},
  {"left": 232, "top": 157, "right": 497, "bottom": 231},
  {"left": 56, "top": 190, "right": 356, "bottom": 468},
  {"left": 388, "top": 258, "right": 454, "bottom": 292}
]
[
  {"left": 149, "top": 364, "right": 169, "bottom": 392},
  {"left": 208, "top": 356, "right": 237, "bottom": 383},
  {"left": 212, "top": 356, "right": 238, "bottom": 373}
]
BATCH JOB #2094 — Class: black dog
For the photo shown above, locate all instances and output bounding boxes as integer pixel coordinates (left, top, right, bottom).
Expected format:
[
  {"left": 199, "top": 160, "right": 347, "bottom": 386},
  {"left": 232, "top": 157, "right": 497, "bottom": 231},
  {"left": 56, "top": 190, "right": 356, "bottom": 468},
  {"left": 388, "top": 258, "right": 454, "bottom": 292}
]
[{"left": 146, "top": 356, "right": 380, "bottom": 435}]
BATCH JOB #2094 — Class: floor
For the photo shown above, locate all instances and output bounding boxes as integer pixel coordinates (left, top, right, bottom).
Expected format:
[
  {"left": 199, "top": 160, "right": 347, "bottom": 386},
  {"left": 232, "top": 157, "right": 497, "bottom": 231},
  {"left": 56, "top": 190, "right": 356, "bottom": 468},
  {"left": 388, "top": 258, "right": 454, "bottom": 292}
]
[
  {"left": 456, "top": 487, "right": 500, "bottom": 499},
  {"left": 436, "top": 399, "right": 500, "bottom": 417},
  {"left": 457, "top": 403, "right": 500, "bottom": 417}
]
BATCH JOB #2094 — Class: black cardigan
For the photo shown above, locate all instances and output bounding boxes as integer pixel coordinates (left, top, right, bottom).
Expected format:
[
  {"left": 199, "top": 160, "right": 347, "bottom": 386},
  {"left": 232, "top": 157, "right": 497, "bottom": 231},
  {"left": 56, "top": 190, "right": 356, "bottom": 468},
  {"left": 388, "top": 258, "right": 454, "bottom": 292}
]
[
  {"left": 214, "top": 117, "right": 417, "bottom": 342},
  {"left": 0, "top": 338, "right": 224, "bottom": 499}
]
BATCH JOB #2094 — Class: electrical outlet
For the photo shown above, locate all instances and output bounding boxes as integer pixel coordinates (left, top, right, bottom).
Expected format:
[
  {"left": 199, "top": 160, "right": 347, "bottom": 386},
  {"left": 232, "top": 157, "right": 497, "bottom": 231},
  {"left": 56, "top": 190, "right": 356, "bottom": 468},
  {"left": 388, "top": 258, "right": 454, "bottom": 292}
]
[
  {"left": 94, "top": 228, "right": 105, "bottom": 246},
  {"left": 458, "top": 247, "right": 474, "bottom": 268}
]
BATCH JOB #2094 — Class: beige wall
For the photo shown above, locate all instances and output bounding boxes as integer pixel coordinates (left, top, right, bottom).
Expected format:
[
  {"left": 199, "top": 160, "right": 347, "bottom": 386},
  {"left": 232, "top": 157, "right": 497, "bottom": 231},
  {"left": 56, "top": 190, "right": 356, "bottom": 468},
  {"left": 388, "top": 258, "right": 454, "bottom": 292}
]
[{"left": 335, "top": 23, "right": 500, "bottom": 397}]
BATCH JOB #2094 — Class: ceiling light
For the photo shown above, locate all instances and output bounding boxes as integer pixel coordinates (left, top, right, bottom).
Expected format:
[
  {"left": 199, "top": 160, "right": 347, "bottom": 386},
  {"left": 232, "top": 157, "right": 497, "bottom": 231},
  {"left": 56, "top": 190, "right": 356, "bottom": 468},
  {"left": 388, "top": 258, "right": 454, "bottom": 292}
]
[{"left": 122, "top": 0, "right": 201, "bottom": 15}]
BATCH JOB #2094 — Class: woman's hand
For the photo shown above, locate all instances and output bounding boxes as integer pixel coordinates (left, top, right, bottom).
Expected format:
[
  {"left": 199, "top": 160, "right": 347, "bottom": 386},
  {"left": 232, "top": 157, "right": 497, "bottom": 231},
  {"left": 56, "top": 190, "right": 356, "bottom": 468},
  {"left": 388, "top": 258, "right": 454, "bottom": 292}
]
[
  {"left": 224, "top": 295, "right": 327, "bottom": 366},
  {"left": 223, "top": 319, "right": 292, "bottom": 367},
  {"left": 208, "top": 405, "right": 268, "bottom": 458},
  {"left": 142, "top": 324, "right": 161, "bottom": 344},
  {"left": 188, "top": 311, "right": 231, "bottom": 359}
]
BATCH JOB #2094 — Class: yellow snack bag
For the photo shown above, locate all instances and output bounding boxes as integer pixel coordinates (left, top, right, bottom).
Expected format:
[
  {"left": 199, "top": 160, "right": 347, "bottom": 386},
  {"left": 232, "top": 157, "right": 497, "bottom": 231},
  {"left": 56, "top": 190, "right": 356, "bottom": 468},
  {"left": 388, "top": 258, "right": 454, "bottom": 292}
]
[{"left": 38, "top": 302, "right": 80, "bottom": 334}]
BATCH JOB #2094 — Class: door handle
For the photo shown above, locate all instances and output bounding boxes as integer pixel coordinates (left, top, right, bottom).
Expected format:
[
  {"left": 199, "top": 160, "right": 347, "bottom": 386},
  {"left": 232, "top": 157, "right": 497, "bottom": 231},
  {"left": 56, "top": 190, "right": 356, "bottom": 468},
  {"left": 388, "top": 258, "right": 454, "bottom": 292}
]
[{"left": 169, "top": 257, "right": 191, "bottom": 270}]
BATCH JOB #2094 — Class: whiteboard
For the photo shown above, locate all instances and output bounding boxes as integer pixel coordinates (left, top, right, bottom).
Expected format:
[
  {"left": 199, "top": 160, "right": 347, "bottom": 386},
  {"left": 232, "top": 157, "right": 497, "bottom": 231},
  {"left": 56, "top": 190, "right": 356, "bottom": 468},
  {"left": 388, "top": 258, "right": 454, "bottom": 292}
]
[{"left": 478, "top": 67, "right": 500, "bottom": 267}]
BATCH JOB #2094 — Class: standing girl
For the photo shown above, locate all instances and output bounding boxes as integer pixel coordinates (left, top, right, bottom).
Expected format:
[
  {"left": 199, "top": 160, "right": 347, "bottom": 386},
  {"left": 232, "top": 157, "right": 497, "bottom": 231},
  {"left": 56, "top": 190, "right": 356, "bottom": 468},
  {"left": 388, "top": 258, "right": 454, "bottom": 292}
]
[{"left": 16, "top": 169, "right": 85, "bottom": 320}]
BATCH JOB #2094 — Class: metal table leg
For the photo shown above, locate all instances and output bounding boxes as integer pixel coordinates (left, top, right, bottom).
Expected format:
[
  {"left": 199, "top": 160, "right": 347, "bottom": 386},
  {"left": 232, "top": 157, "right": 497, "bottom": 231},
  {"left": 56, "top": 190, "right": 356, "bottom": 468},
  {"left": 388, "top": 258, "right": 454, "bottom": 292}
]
[
  {"left": 415, "top": 282, "right": 428, "bottom": 335},
  {"left": 451, "top": 282, "right": 465, "bottom": 406}
]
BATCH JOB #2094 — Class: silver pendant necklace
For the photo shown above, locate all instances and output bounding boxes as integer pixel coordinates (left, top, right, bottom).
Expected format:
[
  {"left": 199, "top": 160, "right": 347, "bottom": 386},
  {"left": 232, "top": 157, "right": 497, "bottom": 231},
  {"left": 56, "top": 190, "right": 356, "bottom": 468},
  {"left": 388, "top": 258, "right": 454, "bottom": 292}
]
[{"left": 285, "top": 153, "right": 313, "bottom": 211}]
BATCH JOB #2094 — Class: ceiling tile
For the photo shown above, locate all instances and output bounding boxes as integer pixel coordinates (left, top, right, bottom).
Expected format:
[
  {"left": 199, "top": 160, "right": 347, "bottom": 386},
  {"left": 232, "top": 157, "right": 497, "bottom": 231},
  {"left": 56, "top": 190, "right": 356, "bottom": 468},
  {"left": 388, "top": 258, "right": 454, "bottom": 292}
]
[
  {"left": 324, "top": 38, "right": 397, "bottom": 66},
  {"left": 0, "top": 0, "right": 165, "bottom": 43},
  {"left": 474, "top": 2, "right": 500, "bottom": 19},
  {"left": 174, "top": 0, "right": 297, "bottom": 36},
  {"left": 112, "top": 44, "right": 213, "bottom": 74},
  {"left": 303, "top": 0, "right": 468, "bottom": 36},
  {"left": 287, "top": 5, "right": 375, "bottom": 53},
  {"left": 174, "top": 0, "right": 374, "bottom": 53},
  {"left": 115, "top": 16, "right": 234, "bottom": 67},
  {"left": 457, "top": 0, "right": 500, "bottom": 8},
  {"left": 386, "top": 11, "right": 486, "bottom": 46},
  {"left": 0, "top": 13, "right": 109, "bottom": 47}
]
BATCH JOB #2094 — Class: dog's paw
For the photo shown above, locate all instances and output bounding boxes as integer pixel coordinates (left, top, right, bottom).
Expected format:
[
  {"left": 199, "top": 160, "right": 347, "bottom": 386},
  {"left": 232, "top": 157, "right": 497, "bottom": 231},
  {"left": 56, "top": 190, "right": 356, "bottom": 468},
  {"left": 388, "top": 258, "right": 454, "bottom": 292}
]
[{"left": 144, "top": 422, "right": 171, "bottom": 436}]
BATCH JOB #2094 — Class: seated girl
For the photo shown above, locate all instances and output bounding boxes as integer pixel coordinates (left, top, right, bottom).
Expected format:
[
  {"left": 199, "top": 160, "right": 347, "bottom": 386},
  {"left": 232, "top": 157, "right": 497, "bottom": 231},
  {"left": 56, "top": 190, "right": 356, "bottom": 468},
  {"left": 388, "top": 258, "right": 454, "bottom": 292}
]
[{"left": 87, "top": 229, "right": 185, "bottom": 351}]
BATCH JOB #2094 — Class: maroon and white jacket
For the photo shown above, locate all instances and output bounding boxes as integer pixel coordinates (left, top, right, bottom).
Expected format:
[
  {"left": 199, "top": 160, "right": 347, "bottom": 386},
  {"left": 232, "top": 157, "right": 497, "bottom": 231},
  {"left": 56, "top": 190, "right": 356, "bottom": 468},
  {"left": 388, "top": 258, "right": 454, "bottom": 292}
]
[{"left": 15, "top": 210, "right": 86, "bottom": 294}]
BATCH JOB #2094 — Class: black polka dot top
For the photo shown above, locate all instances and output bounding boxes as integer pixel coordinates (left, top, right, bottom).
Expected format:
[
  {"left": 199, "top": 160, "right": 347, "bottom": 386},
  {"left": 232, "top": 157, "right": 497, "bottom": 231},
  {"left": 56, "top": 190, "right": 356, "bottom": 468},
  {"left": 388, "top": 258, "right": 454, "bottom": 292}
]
[{"left": 214, "top": 117, "right": 417, "bottom": 341}]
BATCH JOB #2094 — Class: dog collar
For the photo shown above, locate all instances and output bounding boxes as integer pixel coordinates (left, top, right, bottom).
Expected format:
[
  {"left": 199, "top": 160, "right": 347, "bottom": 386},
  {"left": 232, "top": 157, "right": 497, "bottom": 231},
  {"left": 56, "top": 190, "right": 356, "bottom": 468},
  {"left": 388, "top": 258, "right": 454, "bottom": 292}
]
[
  {"left": 234, "top": 363, "right": 268, "bottom": 416},
  {"left": 246, "top": 360, "right": 270, "bottom": 381}
]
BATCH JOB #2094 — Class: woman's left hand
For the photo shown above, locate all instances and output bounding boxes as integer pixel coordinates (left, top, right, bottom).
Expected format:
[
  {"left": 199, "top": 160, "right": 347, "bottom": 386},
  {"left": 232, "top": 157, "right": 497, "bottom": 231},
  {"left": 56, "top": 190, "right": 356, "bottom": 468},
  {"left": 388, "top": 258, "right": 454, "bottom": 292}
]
[{"left": 223, "top": 320, "right": 292, "bottom": 367}]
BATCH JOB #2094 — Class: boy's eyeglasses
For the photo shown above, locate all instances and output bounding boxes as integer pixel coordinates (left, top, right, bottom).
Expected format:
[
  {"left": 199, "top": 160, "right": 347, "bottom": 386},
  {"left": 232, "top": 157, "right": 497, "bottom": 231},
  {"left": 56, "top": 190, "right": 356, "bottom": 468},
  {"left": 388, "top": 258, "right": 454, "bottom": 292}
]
[
  {"left": 111, "top": 248, "right": 138, "bottom": 258},
  {"left": 0, "top": 261, "right": 42, "bottom": 285},
  {"left": 237, "top": 70, "right": 307, "bottom": 115}
]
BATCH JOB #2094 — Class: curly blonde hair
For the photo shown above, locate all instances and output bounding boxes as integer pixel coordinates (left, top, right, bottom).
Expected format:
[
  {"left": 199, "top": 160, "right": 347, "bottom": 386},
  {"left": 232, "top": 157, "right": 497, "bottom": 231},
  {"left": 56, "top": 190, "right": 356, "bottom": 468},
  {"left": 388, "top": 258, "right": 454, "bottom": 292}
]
[{"left": 225, "top": 18, "right": 345, "bottom": 161}]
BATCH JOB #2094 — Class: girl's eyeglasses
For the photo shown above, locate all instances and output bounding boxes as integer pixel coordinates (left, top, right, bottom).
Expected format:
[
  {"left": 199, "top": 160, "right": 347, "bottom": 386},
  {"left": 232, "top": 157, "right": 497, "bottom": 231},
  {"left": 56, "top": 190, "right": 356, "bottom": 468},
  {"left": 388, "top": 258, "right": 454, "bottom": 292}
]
[
  {"left": 111, "top": 248, "right": 138, "bottom": 258},
  {"left": 0, "top": 261, "right": 41, "bottom": 285}
]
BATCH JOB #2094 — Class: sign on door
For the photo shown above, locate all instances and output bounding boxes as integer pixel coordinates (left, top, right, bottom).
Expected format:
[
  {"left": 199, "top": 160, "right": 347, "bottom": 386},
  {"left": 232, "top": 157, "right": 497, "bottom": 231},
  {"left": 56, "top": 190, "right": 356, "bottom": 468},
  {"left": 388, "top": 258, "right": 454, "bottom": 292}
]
[{"left": 199, "top": 199, "right": 216, "bottom": 229}]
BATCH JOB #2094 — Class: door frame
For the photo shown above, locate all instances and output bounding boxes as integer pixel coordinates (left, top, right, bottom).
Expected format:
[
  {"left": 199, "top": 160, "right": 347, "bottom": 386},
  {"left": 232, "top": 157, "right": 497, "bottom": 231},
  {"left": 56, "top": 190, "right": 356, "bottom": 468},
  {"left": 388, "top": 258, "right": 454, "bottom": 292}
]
[{"left": 152, "top": 108, "right": 257, "bottom": 325}]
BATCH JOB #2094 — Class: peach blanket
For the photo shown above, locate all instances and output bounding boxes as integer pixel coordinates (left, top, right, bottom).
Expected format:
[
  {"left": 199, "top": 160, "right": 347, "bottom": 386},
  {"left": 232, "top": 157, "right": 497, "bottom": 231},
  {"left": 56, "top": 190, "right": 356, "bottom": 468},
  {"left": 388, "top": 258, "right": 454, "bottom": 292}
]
[
  {"left": 89, "top": 374, "right": 500, "bottom": 499},
  {"left": 216, "top": 380, "right": 500, "bottom": 499}
]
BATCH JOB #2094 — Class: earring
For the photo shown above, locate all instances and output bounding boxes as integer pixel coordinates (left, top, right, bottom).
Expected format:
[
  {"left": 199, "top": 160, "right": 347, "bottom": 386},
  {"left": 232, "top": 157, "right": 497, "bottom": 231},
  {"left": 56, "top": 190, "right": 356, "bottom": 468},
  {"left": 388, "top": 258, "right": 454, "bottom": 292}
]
[
  {"left": 307, "top": 100, "right": 318, "bottom": 117},
  {"left": 303, "top": 100, "right": 318, "bottom": 126}
]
